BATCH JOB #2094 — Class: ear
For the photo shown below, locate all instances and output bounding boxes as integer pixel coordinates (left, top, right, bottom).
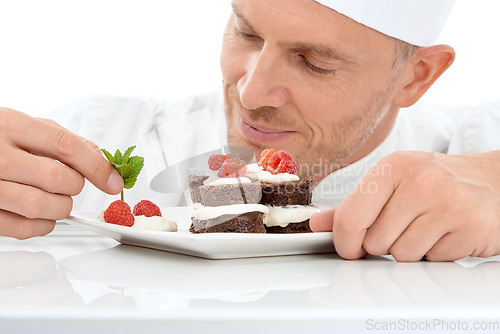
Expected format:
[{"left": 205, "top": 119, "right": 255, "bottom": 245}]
[{"left": 393, "top": 45, "right": 455, "bottom": 108}]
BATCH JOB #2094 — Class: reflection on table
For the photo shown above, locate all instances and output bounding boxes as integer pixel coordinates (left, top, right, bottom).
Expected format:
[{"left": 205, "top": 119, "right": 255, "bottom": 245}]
[
  {"left": 1, "top": 225, "right": 500, "bottom": 334},
  {"left": 2, "top": 243, "right": 500, "bottom": 311}
]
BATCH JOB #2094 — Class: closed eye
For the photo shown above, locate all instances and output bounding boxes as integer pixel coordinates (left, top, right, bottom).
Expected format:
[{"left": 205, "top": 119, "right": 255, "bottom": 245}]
[
  {"left": 300, "top": 55, "right": 336, "bottom": 76},
  {"left": 234, "top": 26, "right": 261, "bottom": 41}
]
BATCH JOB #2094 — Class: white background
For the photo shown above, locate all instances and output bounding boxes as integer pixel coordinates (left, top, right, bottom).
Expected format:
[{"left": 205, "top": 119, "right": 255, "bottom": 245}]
[{"left": 0, "top": 0, "right": 498, "bottom": 116}]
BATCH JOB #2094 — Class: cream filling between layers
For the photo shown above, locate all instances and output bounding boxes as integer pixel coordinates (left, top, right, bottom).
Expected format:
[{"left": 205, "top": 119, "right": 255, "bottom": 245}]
[
  {"left": 206, "top": 177, "right": 252, "bottom": 186},
  {"left": 191, "top": 203, "right": 320, "bottom": 227},
  {"left": 263, "top": 205, "right": 321, "bottom": 227},
  {"left": 191, "top": 202, "right": 269, "bottom": 220}
]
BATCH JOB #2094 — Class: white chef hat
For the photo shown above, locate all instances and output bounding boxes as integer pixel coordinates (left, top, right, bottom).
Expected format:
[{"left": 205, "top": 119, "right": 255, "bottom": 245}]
[{"left": 314, "top": 0, "right": 455, "bottom": 46}]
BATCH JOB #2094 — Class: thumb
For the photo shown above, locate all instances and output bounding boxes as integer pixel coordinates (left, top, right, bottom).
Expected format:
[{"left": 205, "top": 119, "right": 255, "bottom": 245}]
[
  {"left": 77, "top": 137, "right": 124, "bottom": 194},
  {"left": 310, "top": 208, "right": 335, "bottom": 232}
]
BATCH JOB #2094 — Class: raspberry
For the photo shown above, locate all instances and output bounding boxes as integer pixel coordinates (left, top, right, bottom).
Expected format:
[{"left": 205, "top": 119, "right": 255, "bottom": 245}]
[
  {"left": 266, "top": 150, "right": 298, "bottom": 175},
  {"left": 133, "top": 200, "right": 162, "bottom": 217},
  {"left": 217, "top": 158, "right": 247, "bottom": 178},
  {"left": 257, "top": 149, "right": 277, "bottom": 169},
  {"left": 104, "top": 200, "right": 135, "bottom": 227},
  {"left": 208, "top": 154, "right": 233, "bottom": 171}
]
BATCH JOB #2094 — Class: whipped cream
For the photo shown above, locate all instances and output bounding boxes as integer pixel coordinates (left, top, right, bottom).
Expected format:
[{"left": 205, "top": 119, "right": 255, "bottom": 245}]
[
  {"left": 258, "top": 170, "right": 300, "bottom": 183},
  {"left": 263, "top": 205, "right": 320, "bottom": 227},
  {"left": 245, "top": 163, "right": 264, "bottom": 179},
  {"left": 206, "top": 177, "right": 251, "bottom": 186},
  {"left": 132, "top": 216, "right": 177, "bottom": 232},
  {"left": 192, "top": 202, "right": 269, "bottom": 220},
  {"left": 97, "top": 210, "right": 177, "bottom": 232}
]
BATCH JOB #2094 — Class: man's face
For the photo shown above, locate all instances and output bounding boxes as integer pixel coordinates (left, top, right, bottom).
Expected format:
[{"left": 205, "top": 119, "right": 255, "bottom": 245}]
[{"left": 221, "top": 0, "right": 403, "bottom": 181}]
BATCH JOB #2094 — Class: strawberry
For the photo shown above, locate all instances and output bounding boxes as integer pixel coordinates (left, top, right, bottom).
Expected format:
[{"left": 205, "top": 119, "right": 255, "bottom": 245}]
[
  {"left": 257, "top": 148, "right": 277, "bottom": 169},
  {"left": 104, "top": 200, "right": 135, "bottom": 227},
  {"left": 208, "top": 153, "right": 233, "bottom": 171},
  {"left": 133, "top": 200, "right": 162, "bottom": 217},
  {"left": 217, "top": 158, "right": 247, "bottom": 178},
  {"left": 266, "top": 150, "right": 298, "bottom": 175}
]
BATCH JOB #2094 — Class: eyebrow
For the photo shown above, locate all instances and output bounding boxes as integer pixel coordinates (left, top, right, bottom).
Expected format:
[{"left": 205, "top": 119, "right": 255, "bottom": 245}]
[
  {"left": 288, "top": 43, "right": 354, "bottom": 63},
  {"left": 231, "top": 0, "right": 354, "bottom": 63}
]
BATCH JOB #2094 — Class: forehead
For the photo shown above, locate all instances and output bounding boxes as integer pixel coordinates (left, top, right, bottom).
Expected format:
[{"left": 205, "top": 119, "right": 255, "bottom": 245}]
[{"left": 232, "top": 0, "right": 393, "bottom": 63}]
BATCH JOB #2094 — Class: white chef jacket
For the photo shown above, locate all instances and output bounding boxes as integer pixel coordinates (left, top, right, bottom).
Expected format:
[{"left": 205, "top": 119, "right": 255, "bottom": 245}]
[{"left": 49, "top": 89, "right": 500, "bottom": 211}]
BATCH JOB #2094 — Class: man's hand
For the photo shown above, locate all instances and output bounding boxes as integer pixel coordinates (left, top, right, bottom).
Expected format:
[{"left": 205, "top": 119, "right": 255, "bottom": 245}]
[
  {"left": 310, "top": 151, "right": 500, "bottom": 262},
  {"left": 0, "top": 107, "right": 124, "bottom": 239}
]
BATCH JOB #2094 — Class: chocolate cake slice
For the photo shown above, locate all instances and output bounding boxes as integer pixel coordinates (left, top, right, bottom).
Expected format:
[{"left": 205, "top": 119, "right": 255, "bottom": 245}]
[
  {"left": 199, "top": 181, "right": 261, "bottom": 206},
  {"left": 265, "top": 220, "right": 311, "bottom": 233},
  {"left": 189, "top": 212, "right": 266, "bottom": 233},
  {"left": 260, "top": 177, "right": 313, "bottom": 206},
  {"left": 188, "top": 176, "right": 266, "bottom": 234},
  {"left": 188, "top": 175, "right": 209, "bottom": 205},
  {"left": 187, "top": 150, "right": 319, "bottom": 234},
  {"left": 259, "top": 176, "right": 316, "bottom": 233}
]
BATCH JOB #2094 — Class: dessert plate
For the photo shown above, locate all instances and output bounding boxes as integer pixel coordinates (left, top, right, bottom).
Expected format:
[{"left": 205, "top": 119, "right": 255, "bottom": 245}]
[{"left": 64, "top": 206, "right": 335, "bottom": 259}]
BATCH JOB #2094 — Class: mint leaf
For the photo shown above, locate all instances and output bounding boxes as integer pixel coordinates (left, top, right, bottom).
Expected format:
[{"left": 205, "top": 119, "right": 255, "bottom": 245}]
[
  {"left": 114, "top": 149, "right": 123, "bottom": 165},
  {"left": 101, "top": 149, "right": 115, "bottom": 164},
  {"left": 122, "top": 145, "right": 135, "bottom": 162},
  {"left": 115, "top": 164, "right": 133, "bottom": 179},
  {"left": 124, "top": 176, "right": 138, "bottom": 189},
  {"left": 101, "top": 146, "right": 144, "bottom": 190},
  {"left": 129, "top": 156, "right": 144, "bottom": 176}
]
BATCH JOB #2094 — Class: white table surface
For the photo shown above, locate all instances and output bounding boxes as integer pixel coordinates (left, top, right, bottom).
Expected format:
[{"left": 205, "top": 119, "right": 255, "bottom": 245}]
[{"left": 1, "top": 222, "right": 500, "bottom": 334}]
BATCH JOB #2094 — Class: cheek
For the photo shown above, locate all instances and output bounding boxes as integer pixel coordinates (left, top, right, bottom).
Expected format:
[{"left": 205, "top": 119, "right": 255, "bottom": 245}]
[
  {"left": 298, "top": 89, "right": 342, "bottom": 126},
  {"left": 294, "top": 84, "right": 371, "bottom": 146},
  {"left": 220, "top": 38, "right": 248, "bottom": 85}
]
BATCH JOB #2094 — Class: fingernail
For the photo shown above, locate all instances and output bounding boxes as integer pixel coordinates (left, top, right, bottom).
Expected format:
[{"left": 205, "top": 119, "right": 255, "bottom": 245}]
[{"left": 107, "top": 171, "right": 124, "bottom": 194}]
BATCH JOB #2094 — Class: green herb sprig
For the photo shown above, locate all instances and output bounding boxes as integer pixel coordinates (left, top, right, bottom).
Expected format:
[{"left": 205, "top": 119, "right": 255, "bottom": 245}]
[{"left": 101, "top": 146, "right": 144, "bottom": 201}]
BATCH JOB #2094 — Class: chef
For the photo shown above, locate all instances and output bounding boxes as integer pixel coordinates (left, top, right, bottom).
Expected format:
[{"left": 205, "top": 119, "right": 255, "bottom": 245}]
[{"left": 0, "top": 0, "right": 499, "bottom": 262}]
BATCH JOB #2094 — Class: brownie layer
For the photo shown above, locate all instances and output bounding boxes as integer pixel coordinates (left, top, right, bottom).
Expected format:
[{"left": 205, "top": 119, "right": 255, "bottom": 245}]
[
  {"left": 188, "top": 175, "right": 209, "bottom": 204},
  {"left": 260, "top": 177, "right": 313, "bottom": 206},
  {"left": 200, "top": 182, "right": 262, "bottom": 206},
  {"left": 265, "top": 219, "right": 312, "bottom": 233},
  {"left": 189, "top": 212, "right": 266, "bottom": 234}
]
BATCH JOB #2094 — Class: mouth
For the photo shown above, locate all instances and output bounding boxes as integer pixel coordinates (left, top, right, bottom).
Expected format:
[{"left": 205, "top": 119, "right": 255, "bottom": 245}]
[{"left": 238, "top": 115, "right": 296, "bottom": 145}]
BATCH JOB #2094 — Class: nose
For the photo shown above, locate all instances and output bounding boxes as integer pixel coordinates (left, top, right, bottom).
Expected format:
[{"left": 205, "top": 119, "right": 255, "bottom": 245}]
[{"left": 237, "top": 45, "right": 290, "bottom": 110}]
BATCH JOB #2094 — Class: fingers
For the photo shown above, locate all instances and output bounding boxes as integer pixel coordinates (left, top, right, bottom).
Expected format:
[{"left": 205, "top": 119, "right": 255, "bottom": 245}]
[
  {"left": 0, "top": 108, "right": 120, "bottom": 240},
  {"left": 387, "top": 214, "right": 448, "bottom": 262},
  {"left": 0, "top": 180, "right": 73, "bottom": 220},
  {"left": 424, "top": 233, "right": 467, "bottom": 262},
  {"left": 362, "top": 188, "right": 427, "bottom": 256},
  {"left": 318, "top": 151, "right": 500, "bottom": 262},
  {"left": 424, "top": 229, "right": 494, "bottom": 262},
  {"left": 309, "top": 208, "right": 335, "bottom": 232},
  {"left": 80, "top": 137, "right": 103, "bottom": 155},
  {"left": 332, "top": 162, "right": 396, "bottom": 260},
  {"left": 9, "top": 111, "right": 123, "bottom": 195},
  {"left": 0, "top": 209, "right": 56, "bottom": 240},
  {"left": 38, "top": 118, "right": 102, "bottom": 155},
  {"left": 0, "top": 147, "right": 85, "bottom": 196}
]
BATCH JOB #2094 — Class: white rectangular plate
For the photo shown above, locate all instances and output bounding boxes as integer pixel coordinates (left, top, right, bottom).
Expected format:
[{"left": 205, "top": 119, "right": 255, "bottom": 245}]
[{"left": 64, "top": 207, "right": 335, "bottom": 259}]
